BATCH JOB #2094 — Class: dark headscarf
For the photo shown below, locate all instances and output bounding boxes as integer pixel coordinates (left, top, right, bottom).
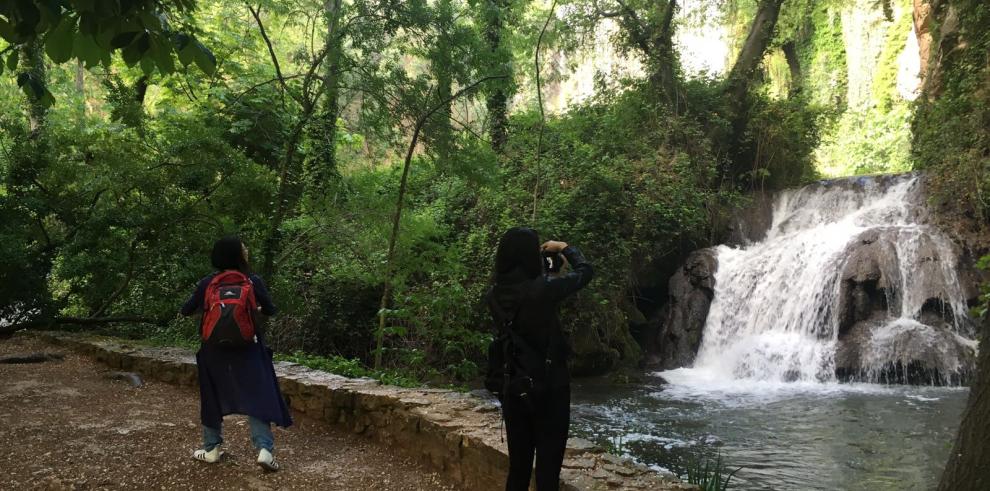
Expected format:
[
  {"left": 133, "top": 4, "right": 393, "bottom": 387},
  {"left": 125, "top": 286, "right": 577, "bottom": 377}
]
[
  {"left": 211, "top": 236, "right": 250, "bottom": 272},
  {"left": 495, "top": 227, "right": 542, "bottom": 281}
]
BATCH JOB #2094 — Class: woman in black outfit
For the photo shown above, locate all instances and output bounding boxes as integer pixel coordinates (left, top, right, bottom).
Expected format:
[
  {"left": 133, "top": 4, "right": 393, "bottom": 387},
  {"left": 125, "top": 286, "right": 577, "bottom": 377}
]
[{"left": 487, "top": 227, "right": 594, "bottom": 491}]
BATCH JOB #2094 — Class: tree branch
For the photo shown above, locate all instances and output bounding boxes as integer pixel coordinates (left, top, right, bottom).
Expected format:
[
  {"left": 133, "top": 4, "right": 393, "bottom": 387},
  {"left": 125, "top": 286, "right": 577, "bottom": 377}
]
[
  {"left": 533, "top": 0, "right": 558, "bottom": 222},
  {"left": 249, "top": 4, "right": 295, "bottom": 107},
  {"left": 614, "top": 0, "right": 655, "bottom": 57},
  {"left": 374, "top": 74, "right": 509, "bottom": 369},
  {"left": 90, "top": 239, "right": 140, "bottom": 318},
  {"left": 226, "top": 74, "right": 308, "bottom": 108},
  {"left": 63, "top": 188, "right": 106, "bottom": 243},
  {"left": 656, "top": 0, "right": 678, "bottom": 51}
]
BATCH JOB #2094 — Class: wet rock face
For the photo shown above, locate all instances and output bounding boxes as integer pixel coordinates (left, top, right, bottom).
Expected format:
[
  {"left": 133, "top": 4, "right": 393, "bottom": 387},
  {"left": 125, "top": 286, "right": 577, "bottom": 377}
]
[
  {"left": 835, "top": 319, "right": 976, "bottom": 385},
  {"left": 725, "top": 191, "right": 775, "bottom": 247},
  {"left": 834, "top": 228, "right": 979, "bottom": 384},
  {"left": 654, "top": 249, "right": 718, "bottom": 370},
  {"left": 837, "top": 230, "right": 894, "bottom": 337}
]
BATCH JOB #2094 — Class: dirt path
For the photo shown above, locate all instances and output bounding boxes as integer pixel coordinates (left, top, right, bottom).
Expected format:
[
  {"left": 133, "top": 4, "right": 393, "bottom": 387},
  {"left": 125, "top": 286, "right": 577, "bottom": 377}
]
[{"left": 0, "top": 335, "right": 458, "bottom": 490}]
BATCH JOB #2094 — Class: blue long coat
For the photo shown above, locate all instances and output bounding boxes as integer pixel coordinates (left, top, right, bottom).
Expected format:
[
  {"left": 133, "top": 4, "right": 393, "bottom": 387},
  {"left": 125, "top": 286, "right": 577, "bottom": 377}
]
[{"left": 182, "top": 272, "right": 293, "bottom": 430}]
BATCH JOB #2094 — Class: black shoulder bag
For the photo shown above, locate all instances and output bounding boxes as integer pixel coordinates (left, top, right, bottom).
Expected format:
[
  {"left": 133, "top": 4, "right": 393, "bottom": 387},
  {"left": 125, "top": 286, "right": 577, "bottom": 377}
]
[{"left": 485, "top": 299, "right": 551, "bottom": 402}]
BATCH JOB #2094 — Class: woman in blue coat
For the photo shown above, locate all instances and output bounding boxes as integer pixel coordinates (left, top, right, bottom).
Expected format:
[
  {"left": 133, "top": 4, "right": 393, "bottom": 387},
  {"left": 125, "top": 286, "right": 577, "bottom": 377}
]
[{"left": 180, "top": 236, "right": 292, "bottom": 471}]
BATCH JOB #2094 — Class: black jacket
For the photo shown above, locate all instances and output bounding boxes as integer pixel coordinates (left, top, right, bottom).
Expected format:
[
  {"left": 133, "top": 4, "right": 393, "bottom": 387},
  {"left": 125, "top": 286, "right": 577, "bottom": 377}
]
[{"left": 487, "top": 246, "right": 594, "bottom": 388}]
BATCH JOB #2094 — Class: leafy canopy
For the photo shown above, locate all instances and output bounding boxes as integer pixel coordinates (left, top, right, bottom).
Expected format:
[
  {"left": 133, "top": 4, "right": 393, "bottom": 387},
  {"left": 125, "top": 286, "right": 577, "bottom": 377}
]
[{"left": 0, "top": 0, "right": 215, "bottom": 106}]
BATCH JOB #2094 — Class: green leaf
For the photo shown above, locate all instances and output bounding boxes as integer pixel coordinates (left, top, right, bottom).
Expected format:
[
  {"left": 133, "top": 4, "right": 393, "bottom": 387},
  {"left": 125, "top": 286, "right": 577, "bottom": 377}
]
[
  {"left": 78, "top": 13, "right": 97, "bottom": 35},
  {"left": 191, "top": 40, "right": 216, "bottom": 75},
  {"left": 139, "top": 54, "right": 155, "bottom": 75},
  {"left": 172, "top": 33, "right": 191, "bottom": 51},
  {"left": 0, "top": 18, "right": 18, "bottom": 42},
  {"left": 6, "top": 50, "right": 18, "bottom": 71},
  {"left": 38, "top": 87, "right": 55, "bottom": 109},
  {"left": 176, "top": 35, "right": 195, "bottom": 66},
  {"left": 74, "top": 0, "right": 96, "bottom": 12},
  {"left": 45, "top": 16, "right": 76, "bottom": 63},
  {"left": 99, "top": 46, "right": 112, "bottom": 68},
  {"left": 110, "top": 31, "right": 138, "bottom": 49},
  {"left": 149, "top": 37, "right": 175, "bottom": 74},
  {"left": 135, "top": 32, "right": 151, "bottom": 54},
  {"left": 12, "top": 1, "right": 40, "bottom": 38},
  {"left": 36, "top": 0, "right": 63, "bottom": 32},
  {"left": 138, "top": 10, "right": 162, "bottom": 31},
  {"left": 96, "top": 24, "right": 116, "bottom": 49},
  {"left": 17, "top": 73, "right": 47, "bottom": 102},
  {"left": 73, "top": 32, "right": 102, "bottom": 67},
  {"left": 121, "top": 44, "right": 142, "bottom": 66}
]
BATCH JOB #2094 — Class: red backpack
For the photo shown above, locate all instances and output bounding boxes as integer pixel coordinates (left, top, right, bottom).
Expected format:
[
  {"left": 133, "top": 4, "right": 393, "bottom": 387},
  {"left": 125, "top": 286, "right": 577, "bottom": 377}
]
[{"left": 201, "top": 271, "right": 258, "bottom": 348}]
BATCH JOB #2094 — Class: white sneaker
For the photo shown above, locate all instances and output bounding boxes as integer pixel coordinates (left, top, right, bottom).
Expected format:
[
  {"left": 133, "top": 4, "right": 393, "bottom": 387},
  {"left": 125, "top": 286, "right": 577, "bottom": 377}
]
[
  {"left": 257, "top": 448, "right": 279, "bottom": 472},
  {"left": 193, "top": 447, "right": 222, "bottom": 463}
]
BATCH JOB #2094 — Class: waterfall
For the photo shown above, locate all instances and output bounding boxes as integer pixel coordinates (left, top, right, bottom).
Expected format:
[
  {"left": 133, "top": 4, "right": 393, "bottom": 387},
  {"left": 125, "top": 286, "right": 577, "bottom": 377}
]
[{"left": 675, "top": 174, "right": 977, "bottom": 386}]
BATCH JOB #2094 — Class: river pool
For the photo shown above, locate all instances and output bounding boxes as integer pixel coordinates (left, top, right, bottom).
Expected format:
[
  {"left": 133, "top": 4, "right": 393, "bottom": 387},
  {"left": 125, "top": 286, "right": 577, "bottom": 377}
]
[{"left": 570, "top": 373, "right": 967, "bottom": 490}]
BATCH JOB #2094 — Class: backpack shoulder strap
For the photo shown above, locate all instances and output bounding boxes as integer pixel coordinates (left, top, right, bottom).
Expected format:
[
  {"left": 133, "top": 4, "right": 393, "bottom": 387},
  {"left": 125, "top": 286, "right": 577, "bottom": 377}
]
[
  {"left": 210, "top": 270, "right": 251, "bottom": 285},
  {"left": 487, "top": 292, "right": 519, "bottom": 330}
]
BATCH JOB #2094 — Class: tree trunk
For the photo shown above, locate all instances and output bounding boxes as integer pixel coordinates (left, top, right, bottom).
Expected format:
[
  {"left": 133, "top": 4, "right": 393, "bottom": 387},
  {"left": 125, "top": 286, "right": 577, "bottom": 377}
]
[
  {"left": 724, "top": 0, "right": 785, "bottom": 104},
  {"left": 304, "top": 0, "right": 343, "bottom": 196},
  {"left": 719, "top": 0, "right": 785, "bottom": 183},
  {"left": 18, "top": 40, "right": 48, "bottom": 137},
  {"left": 782, "top": 40, "right": 802, "bottom": 95},
  {"left": 485, "top": 0, "right": 511, "bottom": 153},
  {"left": 262, "top": 117, "right": 311, "bottom": 280},
  {"left": 75, "top": 60, "right": 85, "bottom": 94},
  {"left": 913, "top": 0, "right": 935, "bottom": 88},
  {"left": 430, "top": 0, "right": 455, "bottom": 163},
  {"left": 649, "top": 0, "right": 679, "bottom": 103},
  {"left": 255, "top": 3, "right": 333, "bottom": 280},
  {"left": 75, "top": 60, "right": 87, "bottom": 125},
  {"left": 938, "top": 317, "right": 990, "bottom": 490},
  {"left": 374, "top": 75, "right": 506, "bottom": 369}
]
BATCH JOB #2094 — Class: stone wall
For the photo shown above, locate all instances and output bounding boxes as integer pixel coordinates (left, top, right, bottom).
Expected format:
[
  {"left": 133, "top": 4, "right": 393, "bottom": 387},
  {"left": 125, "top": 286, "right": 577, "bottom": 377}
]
[{"left": 31, "top": 331, "right": 694, "bottom": 491}]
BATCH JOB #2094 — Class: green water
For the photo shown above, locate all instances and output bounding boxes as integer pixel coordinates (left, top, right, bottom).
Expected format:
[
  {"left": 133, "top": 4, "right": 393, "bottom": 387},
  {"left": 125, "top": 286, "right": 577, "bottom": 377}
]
[{"left": 570, "top": 377, "right": 967, "bottom": 490}]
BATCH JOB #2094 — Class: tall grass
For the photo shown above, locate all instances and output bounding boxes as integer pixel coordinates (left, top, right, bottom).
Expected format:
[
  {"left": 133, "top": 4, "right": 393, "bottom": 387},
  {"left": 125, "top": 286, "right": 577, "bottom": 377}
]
[{"left": 683, "top": 451, "right": 740, "bottom": 491}]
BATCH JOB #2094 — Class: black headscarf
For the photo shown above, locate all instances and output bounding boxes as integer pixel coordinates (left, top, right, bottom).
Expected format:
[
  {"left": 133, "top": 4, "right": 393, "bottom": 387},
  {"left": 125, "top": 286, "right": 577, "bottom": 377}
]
[
  {"left": 211, "top": 236, "right": 250, "bottom": 272},
  {"left": 494, "top": 227, "right": 542, "bottom": 281}
]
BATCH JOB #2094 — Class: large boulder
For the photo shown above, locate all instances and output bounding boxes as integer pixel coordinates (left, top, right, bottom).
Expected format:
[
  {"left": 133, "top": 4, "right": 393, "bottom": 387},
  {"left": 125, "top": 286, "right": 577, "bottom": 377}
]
[
  {"left": 834, "top": 227, "right": 979, "bottom": 384},
  {"left": 724, "top": 190, "right": 775, "bottom": 246},
  {"left": 835, "top": 318, "right": 977, "bottom": 384},
  {"left": 836, "top": 230, "right": 898, "bottom": 336},
  {"left": 652, "top": 249, "right": 718, "bottom": 369}
]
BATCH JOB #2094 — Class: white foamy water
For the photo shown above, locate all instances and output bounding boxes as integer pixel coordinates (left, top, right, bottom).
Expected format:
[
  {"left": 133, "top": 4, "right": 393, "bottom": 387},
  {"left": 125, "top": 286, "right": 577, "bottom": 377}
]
[
  {"left": 656, "top": 368, "right": 910, "bottom": 407},
  {"left": 663, "top": 174, "right": 977, "bottom": 390}
]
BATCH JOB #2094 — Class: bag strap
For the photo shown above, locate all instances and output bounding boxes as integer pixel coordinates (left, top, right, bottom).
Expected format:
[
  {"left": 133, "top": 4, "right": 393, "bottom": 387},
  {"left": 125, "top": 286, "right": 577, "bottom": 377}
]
[
  {"left": 488, "top": 294, "right": 519, "bottom": 331},
  {"left": 212, "top": 270, "right": 251, "bottom": 285},
  {"left": 490, "top": 291, "right": 554, "bottom": 386}
]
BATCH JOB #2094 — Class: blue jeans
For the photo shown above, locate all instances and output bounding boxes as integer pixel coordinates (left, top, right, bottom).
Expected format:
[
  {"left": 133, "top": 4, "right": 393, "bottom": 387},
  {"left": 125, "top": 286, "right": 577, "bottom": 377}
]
[{"left": 203, "top": 416, "right": 274, "bottom": 452}]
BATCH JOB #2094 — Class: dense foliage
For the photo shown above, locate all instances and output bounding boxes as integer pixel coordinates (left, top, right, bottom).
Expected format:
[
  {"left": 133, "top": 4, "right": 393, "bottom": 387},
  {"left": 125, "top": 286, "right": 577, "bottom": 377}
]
[
  {"left": 741, "top": 0, "right": 917, "bottom": 177},
  {"left": 1, "top": 0, "right": 836, "bottom": 386},
  {"left": 912, "top": 0, "right": 990, "bottom": 223}
]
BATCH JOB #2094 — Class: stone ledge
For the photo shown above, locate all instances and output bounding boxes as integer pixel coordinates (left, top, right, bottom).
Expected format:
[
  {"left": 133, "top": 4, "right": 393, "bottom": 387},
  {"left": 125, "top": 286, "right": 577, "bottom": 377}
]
[{"left": 30, "top": 331, "right": 695, "bottom": 491}]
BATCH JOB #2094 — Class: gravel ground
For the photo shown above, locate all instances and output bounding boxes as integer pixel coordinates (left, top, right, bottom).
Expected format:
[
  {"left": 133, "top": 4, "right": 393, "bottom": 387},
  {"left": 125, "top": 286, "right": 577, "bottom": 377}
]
[{"left": 0, "top": 335, "right": 458, "bottom": 490}]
